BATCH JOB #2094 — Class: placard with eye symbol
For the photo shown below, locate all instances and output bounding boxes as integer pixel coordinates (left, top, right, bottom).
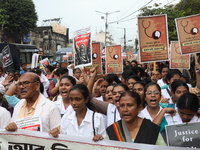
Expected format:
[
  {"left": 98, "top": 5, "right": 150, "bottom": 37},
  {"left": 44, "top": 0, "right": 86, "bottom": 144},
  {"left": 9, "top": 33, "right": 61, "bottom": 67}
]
[
  {"left": 84, "top": 42, "right": 102, "bottom": 74},
  {"left": 170, "top": 41, "right": 190, "bottom": 69},
  {"left": 106, "top": 45, "right": 123, "bottom": 74},
  {"left": 138, "top": 14, "right": 169, "bottom": 63},
  {"left": 175, "top": 14, "right": 200, "bottom": 55}
]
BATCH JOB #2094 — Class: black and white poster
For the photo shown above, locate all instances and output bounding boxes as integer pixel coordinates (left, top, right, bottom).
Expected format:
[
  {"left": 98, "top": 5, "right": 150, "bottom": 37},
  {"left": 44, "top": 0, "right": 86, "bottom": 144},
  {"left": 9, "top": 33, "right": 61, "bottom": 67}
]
[{"left": 2, "top": 45, "right": 13, "bottom": 68}]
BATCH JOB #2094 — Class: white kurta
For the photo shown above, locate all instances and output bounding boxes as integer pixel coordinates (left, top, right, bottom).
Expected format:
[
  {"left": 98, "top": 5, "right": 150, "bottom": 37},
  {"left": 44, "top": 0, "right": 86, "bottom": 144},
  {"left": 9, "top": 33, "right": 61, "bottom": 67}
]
[
  {"left": 40, "top": 74, "right": 50, "bottom": 98},
  {"left": 61, "top": 108, "right": 106, "bottom": 138},
  {"left": 54, "top": 99, "right": 73, "bottom": 117},
  {"left": 0, "top": 106, "right": 11, "bottom": 128},
  {"left": 106, "top": 103, "right": 121, "bottom": 127},
  {"left": 161, "top": 88, "right": 173, "bottom": 104},
  {"left": 139, "top": 106, "right": 163, "bottom": 121},
  {"left": 11, "top": 93, "right": 61, "bottom": 132},
  {"left": 157, "top": 78, "right": 166, "bottom": 87},
  {"left": 165, "top": 113, "right": 200, "bottom": 125}
]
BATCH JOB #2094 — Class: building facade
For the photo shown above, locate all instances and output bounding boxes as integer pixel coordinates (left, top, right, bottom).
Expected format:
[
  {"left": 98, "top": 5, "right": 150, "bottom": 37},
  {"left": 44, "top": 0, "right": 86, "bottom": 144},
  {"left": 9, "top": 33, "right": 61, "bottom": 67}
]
[{"left": 31, "top": 26, "right": 68, "bottom": 59}]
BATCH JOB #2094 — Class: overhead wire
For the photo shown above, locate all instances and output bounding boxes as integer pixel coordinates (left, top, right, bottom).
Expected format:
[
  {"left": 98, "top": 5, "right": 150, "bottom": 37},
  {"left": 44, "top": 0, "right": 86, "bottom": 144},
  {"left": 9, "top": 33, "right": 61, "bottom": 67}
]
[
  {"left": 109, "top": 0, "right": 153, "bottom": 24},
  {"left": 115, "top": 0, "right": 141, "bottom": 20}
]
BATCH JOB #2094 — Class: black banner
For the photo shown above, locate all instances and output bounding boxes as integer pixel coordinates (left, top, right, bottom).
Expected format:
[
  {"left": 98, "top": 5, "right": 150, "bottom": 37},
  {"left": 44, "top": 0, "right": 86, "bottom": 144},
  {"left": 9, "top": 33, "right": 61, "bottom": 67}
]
[{"left": 166, "top": 122, "right": 200, "bottom": 148}]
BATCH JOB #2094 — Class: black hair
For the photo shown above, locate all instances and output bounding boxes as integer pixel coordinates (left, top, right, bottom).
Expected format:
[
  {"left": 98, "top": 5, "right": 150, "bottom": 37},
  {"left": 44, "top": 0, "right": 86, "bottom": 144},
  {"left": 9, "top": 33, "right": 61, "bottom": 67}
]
[
  {"left": 30, "top": 68, "right": 41, "bottom": 75},
  {"left": 181, "top": 75, "right": 189, "bottom": 83},
  {"left": 127, "top": 75, "right": 141, "bottom": 82},
  {"left": 70, "top": 84, "right": 89, "bottom": 100},
  {"left": 56, "top": 67, "right": 68, "bottom": 76},
  {"left": 144, "top": 82, "right": 161, "bottom": 98},
  {"left": 46, "top": 65, "right": 55, "bottom": 72},
  {"left": 60, "top": 75, "right": 76, "bottom": 86},
  {"left": 161, "top": 65, "right": 170, "bottom": 72},
  {"left": 166, "top": 70, "right": 182, "bottom": 84},
  {"left": 177, "top": 93, "right": 199, "bottom": 112},
  {"left": 121, "top": 70, "right": 135, "bottom": 82},
  {"left": 123, "top": 65, "right": 133, "bottom": 71},
  {"left": 133, "top": 81, "right": 146, "bottom": 88},
  {"left": 104, "top": 74, "right": 121, "bottom": 84},
  {"left": 142, "top": 77, "right": 152, "bottom": 85},
  {"left": 171, "top": 80, "right": 189, "bottom": 93},
  {"left": 69, "top": 84, "right": 94, "bottom": 111},
  {"left": 113, "top": 83, "right": 129, "bottom": 91},
  {"left": 119, "top": 91, "right": 141, "bottom": 106},
  {"left": 131, "top": 60, "right": 138, "bottom": 65},
  {"left": 73, "top": 68, "right": 81, "bottom": 74},
  {"left": 21, "top": 63, "right": 27, "bottom": 67},
  {"left": 106, "top": 83, "right": 117, "bottom": 92},
  {"left": 157, "top": 69, "right": 162, "bottom": 74}
]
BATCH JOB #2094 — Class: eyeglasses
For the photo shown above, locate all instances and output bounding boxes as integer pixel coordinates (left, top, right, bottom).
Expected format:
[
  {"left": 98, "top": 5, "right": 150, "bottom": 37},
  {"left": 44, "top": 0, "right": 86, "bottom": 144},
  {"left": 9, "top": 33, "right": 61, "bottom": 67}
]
[
  {"left": 16, "top": 81, "right": 36, "bottom": 88},
  {"left": 146, "top": 91, "right": 160, "bottom": 95}
]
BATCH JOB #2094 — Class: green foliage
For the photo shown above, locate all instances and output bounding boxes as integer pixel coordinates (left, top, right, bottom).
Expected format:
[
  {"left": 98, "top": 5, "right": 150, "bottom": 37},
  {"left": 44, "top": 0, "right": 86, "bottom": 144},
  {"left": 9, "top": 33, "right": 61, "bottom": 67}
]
[
  {"left": 138, "top": 3, "right": 184, "bottom": 42},
  {"left": 175, "top": 0, "right": 200, "bottom": 16},
  {"left": 0, "top": 0, "right": 38, "bottom": 39}
]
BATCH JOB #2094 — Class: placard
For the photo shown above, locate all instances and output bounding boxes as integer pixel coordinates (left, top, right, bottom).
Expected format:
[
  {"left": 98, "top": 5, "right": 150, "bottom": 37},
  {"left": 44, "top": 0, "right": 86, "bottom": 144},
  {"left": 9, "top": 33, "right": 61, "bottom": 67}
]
[
  {"left": 138, "top": 14, "right": 169, "bottom": 62},
  {"left": 2, "top": 45, "right": 13, "bottom": 68},
  {"left": 106, "top": 45, "right": 123, "bottom": 74},
  {"left": 127, "top": 51, "right": 134, "bottom": 62},
  {"left": 166, "top": 122, "right": 200, "bottom": 148},
  {"left": 175, "top": 14, "right": 200, "bottom": 55},
  {"left": 40, "top": 58, "right": 50, "bottom": 66},
  {"left": 170, "top": 41, "right": 190, "bottom": 69},
  {"left": 84, "top": 42, "right": 102, "bottom": 74},
  {"left": 74, "top": 26, "right": 92, "bottom": 68},
  {"left": 15, "top": 116, "right": 42, "bottom": 132}
]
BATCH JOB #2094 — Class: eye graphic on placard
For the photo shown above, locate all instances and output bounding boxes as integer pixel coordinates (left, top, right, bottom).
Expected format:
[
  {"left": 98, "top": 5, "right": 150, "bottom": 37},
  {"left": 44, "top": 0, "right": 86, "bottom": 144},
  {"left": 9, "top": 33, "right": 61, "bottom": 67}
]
[
  {"left": 92, "top": 53, "right": 98, "bottom": 59},
  {"left": 174, "top": 43, "right": 181, "bottom": 54},
  {"left": 142, "top": 20, "right": 161, "bottom": 40},
  {"left": 180, "top": 20, "right": 199, "bottom": 35},
  {"left": 108, "top": 48, "right": 119, "bottom": 60}
]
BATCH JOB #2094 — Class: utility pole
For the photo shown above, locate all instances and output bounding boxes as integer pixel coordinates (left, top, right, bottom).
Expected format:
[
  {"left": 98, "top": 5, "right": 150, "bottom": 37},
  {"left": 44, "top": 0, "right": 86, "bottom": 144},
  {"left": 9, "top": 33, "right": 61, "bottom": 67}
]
[
  {"left": 118, "top": 27, "right": 126, "bottom": 51},
  {"left": 95, "top": 10, "right": 120, "bottom": 46}
]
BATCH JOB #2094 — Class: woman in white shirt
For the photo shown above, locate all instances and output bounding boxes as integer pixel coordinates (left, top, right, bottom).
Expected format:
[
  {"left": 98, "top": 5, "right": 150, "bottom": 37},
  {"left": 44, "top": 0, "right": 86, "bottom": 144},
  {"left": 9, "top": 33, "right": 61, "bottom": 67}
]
[
  {"left": 153, "top": 92, "right": 200, "bottom": 132},
  {"left": 54, "top": 75, "right": 76, "bottom": 117},
  {"left": 50, "top": 84, "right": 106, "bottom": 141},
  {"left": 139, "top": 83, "right": 163, "bottom": 121}
]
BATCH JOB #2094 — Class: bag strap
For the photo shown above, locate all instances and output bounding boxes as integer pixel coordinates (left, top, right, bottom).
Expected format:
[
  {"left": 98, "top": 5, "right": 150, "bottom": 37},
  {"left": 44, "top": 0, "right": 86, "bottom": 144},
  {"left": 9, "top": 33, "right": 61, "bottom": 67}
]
[
  {"left": 92, "top": 111, "right": 95, "bottom": 136},
  {"left": 166, "top": 88, "right": 172, "bottom": 98}
]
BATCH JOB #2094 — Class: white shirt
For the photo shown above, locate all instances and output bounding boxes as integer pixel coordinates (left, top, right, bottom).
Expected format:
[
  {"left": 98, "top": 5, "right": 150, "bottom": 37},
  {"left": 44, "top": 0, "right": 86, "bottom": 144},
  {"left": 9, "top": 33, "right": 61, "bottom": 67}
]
[
  {"left": 11, "top": 93, "right": 61, "bottom": 132},
  {"left": 95, "top": 96, "right": 103, "bottom": 101},
  {"left": 0, "top": 106, "right": 11, "bottom": 128},
  {"left": 61, "top": 108, "right": 106, "bottom": 138},
  {"left": 161, "top": 88, "right": 173, "bottom": 104},
  {"left": 165, "top": 113, "right": 200, "bottom": 125},
  {"left": 54, "top": 99, "right": 73, "bottom": 117},
  {"left": 139, "top": 106, "right": 163, "bottom": 121},
  {"left": 157, "top": 78, "right": 166, "bottom": 87},
  {"left": 106, "top": 103, "right": 121, "bottom": 127},
  {"left": 40, "top": 74, "right": 50, "bottom": 98}
]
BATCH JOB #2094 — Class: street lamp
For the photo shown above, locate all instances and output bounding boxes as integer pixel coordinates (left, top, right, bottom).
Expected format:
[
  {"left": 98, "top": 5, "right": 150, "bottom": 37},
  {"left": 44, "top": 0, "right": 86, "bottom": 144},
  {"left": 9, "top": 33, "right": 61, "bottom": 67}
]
[{"left": 95, "top": 10, "right": 120, "bottom": 46}]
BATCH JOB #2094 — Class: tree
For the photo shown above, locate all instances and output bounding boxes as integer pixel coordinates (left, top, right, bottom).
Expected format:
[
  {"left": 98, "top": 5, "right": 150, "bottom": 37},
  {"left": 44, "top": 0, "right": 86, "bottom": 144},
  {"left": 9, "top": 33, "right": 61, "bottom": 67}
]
[
  {"left": 138, "top": 3, "right": 184, "bottom": 42},
  {"left": 175, "top": 0, "right": 200, "bottom": 16},
  {"left": 0, "top": 0, "right": 38, "bottom": 42}
]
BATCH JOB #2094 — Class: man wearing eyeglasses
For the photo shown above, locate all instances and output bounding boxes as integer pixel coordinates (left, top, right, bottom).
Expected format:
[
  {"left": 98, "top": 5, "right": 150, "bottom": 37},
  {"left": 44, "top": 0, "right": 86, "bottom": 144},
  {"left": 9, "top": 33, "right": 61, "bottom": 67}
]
[{"left": 5, "top": 72, "right": 61, "bottom": 133}]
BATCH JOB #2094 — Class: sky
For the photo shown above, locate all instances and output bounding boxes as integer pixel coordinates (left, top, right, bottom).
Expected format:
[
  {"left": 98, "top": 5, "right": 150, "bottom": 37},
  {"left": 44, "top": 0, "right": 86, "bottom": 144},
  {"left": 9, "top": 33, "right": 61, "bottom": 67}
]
[{"left": 33, "top": 0, "right": 180, "bottom": 46}]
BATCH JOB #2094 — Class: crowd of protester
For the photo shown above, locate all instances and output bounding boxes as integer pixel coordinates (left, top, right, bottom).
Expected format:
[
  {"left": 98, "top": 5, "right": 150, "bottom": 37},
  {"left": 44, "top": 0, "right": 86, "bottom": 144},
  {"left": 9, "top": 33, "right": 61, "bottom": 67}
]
[{"left": 0, "top": 60, "right": 200, "bottom": 146}]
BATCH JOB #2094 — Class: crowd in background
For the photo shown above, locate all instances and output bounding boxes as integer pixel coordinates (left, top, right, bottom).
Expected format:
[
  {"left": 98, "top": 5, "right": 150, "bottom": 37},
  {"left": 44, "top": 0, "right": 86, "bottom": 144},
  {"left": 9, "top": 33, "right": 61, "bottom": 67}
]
[{"left": 0, "top": 59, "right": 200, "bottom": 146}]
